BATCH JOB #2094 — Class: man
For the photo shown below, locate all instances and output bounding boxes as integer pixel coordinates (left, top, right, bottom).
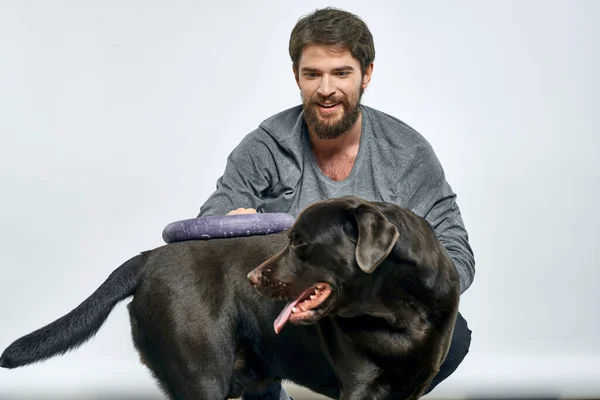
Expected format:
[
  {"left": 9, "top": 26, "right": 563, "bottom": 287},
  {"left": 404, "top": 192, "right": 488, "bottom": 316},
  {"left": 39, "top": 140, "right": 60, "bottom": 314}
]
[{"left": 198, "top": 8, "right": 474, "bottom": 400}]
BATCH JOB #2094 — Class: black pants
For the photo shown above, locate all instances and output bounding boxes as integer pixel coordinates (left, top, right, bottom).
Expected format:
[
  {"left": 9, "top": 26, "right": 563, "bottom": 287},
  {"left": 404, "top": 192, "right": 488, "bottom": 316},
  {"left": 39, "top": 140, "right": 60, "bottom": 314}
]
[{"left": 243, "top": 312, "right": 472, "bottom": 399}]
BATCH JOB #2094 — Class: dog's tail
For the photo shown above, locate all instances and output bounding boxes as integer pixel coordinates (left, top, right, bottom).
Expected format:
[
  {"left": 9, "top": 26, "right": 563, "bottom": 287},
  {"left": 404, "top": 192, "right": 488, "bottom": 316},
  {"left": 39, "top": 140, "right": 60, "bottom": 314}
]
[{"left": 0, "top": 253, "right": 143, "bottom": 369}]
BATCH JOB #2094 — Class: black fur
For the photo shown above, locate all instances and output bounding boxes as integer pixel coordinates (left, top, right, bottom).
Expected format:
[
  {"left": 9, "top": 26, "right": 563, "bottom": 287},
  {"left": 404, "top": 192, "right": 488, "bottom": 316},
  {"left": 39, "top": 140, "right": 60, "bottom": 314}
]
[
  {"left": 1, "top": 196, "right": 460, "bottom": 400},
  {"left": 0, "top": 254, "right": 141, "bottom": 368},
  {"left": 249, "top": 197, "right": 460, "bottom": 399}
]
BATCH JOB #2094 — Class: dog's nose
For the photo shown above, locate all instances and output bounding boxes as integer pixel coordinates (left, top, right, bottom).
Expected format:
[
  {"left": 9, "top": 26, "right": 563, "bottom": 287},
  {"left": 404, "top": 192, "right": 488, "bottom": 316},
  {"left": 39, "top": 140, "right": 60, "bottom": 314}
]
[{"left": 247, "top": 269, "right": 261, "bottom": 285}]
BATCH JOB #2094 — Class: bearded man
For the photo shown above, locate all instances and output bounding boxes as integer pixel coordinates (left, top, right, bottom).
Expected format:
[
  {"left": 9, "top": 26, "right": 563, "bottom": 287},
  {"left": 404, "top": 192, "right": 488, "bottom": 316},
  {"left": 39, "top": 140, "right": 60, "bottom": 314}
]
[{"left": 197, "top": 7, "right": 475, "bottom": 400}]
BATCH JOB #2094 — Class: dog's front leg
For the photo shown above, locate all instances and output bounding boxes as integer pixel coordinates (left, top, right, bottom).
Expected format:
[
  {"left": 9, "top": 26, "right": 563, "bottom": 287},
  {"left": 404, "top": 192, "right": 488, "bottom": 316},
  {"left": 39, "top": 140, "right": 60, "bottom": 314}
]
[
  {"left": 340, "top": 377, "right": 398, "bottom": 400},
  {"left": 339, "top": 385, "right": 380, "bottom": 400},
  {"left": 316, "top": 320, "right": 388, "bottom": 400}
]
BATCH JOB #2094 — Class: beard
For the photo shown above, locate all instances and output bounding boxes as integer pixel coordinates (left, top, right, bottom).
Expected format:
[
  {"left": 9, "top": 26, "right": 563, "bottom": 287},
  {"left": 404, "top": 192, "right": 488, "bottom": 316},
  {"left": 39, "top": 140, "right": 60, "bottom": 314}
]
[{"left": 302, "top": 88, "right": 363, "bottom": 140}]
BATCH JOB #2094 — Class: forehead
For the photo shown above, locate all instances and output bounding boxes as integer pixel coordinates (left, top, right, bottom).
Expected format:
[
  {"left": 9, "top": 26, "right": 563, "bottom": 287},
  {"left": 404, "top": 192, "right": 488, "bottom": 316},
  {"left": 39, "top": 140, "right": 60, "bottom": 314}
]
[{"left": 298, "top": 44, "right": 361, "bottom": 71}]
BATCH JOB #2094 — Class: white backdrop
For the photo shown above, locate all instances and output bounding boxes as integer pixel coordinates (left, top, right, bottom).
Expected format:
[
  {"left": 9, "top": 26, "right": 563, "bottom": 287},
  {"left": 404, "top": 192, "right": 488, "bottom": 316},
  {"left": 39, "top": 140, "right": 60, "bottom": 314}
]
[{"left": 1, "top": 1, "right": 598, "bottom": 399}]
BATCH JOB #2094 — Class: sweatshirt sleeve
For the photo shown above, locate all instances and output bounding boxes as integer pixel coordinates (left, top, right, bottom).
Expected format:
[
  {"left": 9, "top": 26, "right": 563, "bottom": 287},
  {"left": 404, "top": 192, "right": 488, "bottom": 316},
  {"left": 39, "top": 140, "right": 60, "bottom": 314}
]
[
  {"left": 197, "top": 129, "right": 274, "bottom": 217},
  {"left": 406, "top": 144, "right": 476, "bottom": 294}
]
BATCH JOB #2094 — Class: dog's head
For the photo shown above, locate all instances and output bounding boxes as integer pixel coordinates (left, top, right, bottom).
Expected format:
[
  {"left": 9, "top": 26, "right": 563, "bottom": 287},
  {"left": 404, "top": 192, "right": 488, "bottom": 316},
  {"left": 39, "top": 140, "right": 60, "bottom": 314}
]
[{"left": 248, "top": 197, "right": 399, "bottom": 333}]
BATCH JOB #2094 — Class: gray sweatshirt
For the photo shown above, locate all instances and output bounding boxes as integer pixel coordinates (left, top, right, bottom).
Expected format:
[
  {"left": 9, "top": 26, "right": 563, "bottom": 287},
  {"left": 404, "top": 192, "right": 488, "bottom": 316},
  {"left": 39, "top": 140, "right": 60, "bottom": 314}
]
[{"left": 198, "top": 105, "right": 475, "bottom": 293}]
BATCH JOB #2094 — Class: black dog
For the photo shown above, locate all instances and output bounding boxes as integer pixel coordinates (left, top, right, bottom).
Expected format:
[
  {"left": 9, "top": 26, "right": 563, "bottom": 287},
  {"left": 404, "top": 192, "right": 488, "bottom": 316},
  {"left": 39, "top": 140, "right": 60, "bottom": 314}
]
[
  {"left": 1, "top": 196, "right": 459, "bottom": 400},
  {"left": 247, "top": 196, "right": 460, "bottom": 399}
]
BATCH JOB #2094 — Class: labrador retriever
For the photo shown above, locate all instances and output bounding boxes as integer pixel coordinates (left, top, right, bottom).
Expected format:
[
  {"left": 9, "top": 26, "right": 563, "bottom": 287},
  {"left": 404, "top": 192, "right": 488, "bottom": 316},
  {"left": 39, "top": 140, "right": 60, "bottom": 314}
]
[
  {"left": 247, "top": 196, "right": 460, "bottom": 399},
  {"left": 1, "top": 196, "right": 459, "bottom": 400}
]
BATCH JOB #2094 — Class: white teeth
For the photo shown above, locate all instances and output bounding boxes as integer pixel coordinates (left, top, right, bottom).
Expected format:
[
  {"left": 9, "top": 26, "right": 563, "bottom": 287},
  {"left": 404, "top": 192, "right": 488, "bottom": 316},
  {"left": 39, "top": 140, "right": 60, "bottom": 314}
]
[
  {"left": 310, "top": 295, "right": 316, "bottom": 300},
  {"left": 292, "top": 307, "right": 297, "bottom": 313}
]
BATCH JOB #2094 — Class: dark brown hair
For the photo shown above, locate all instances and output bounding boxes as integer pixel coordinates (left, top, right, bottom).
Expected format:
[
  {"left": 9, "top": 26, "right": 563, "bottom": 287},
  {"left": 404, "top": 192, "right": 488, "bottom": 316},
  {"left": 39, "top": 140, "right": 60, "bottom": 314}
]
[{"left": 289, "top": 8, "right": 375, "bottom": 76}]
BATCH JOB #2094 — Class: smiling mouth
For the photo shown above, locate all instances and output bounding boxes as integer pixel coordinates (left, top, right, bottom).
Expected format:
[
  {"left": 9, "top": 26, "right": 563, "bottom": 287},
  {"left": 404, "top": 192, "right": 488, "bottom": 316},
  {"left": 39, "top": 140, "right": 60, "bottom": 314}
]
[
  {"left": 317, "top": 103, "right": 341, "bottom": 112},
  {"left": 273, "top": 283, "right": 332, "bottom": 334}
]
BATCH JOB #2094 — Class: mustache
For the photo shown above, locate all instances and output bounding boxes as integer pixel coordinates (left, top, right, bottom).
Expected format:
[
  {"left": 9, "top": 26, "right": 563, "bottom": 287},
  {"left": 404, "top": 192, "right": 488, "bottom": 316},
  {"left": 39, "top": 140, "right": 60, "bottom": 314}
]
[{"left": 307, "top": 95, "right": 346, "bottom": 105}]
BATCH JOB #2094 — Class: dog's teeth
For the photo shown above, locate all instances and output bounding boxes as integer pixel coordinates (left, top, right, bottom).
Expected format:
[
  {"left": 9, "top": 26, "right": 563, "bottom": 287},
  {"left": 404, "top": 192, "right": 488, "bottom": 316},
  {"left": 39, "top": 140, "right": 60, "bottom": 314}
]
[
  {"left": 292, "top": 307, "right": 297, "bottom": 313},
  {"left": 310, "top": 295, "right": 316, "bottom": 300}
]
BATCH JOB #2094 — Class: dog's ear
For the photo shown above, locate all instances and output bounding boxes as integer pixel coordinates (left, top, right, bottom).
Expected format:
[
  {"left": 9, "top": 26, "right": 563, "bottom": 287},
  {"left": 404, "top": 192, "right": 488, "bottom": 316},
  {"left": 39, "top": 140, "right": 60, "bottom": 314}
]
[{"left": 353, "top": 204, "right": 399, "bottom": 273}]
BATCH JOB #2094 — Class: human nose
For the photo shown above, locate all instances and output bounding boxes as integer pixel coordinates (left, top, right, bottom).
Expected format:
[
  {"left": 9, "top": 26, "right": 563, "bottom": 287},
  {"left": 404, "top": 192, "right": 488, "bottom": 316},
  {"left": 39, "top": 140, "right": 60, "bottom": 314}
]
[{"left": 317, "top": 75, "right": 336, "bottom": 98}]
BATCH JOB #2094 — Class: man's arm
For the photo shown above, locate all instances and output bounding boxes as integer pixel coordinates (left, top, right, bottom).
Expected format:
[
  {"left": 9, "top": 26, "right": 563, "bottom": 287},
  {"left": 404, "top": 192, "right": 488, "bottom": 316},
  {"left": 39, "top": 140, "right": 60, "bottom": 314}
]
[
  {"left": 197, "top": 130, "right": 273, "bottom": 217},
  {"left": 407, "top": 144, "right": 475, "bottom": 294}
]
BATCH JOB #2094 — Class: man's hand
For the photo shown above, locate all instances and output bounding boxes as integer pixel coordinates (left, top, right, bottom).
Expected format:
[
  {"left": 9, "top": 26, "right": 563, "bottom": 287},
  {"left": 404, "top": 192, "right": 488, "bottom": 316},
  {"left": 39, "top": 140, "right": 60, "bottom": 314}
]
[{"left": 227, "top": 208, "right": 258, "bottom": 215}]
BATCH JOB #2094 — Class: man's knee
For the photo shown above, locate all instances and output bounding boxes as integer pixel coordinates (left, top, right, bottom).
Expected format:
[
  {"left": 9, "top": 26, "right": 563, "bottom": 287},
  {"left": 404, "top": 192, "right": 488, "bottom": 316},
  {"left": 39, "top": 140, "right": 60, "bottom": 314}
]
[
  {"left": 450, "top": 312, "right": 473, "bottom": 359},
  {"left": 425, "top": 312, "right": 472, "bottom": 393}
]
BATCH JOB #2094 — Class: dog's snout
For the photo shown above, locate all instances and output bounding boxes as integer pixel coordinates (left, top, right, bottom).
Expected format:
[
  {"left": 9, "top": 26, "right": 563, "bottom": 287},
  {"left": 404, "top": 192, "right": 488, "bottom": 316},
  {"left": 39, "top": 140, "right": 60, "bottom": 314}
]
[{"left": 247, "top": 269, "right": 261, "bottom": 285}]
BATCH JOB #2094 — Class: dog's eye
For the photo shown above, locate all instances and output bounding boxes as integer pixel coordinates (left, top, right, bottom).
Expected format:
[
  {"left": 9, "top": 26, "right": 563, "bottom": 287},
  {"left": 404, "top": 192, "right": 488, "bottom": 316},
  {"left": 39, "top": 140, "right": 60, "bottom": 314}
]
[{"left": 290, "top": 242, "right": 308, "bottom": 251}]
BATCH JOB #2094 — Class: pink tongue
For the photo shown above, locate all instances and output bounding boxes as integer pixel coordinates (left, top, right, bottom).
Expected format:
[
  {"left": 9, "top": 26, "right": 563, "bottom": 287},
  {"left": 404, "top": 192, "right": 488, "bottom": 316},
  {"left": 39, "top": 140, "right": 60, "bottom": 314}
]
[{"left": 274, "top": 298, "right": 301, "bottom": 334}]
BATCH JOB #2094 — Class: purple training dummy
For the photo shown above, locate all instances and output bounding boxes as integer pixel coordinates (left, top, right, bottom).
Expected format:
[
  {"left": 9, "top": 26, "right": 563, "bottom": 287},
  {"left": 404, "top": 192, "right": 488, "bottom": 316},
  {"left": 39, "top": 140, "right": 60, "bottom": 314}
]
[{"left": 162, "top": 213, "right": 295, "bottom": 244}]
